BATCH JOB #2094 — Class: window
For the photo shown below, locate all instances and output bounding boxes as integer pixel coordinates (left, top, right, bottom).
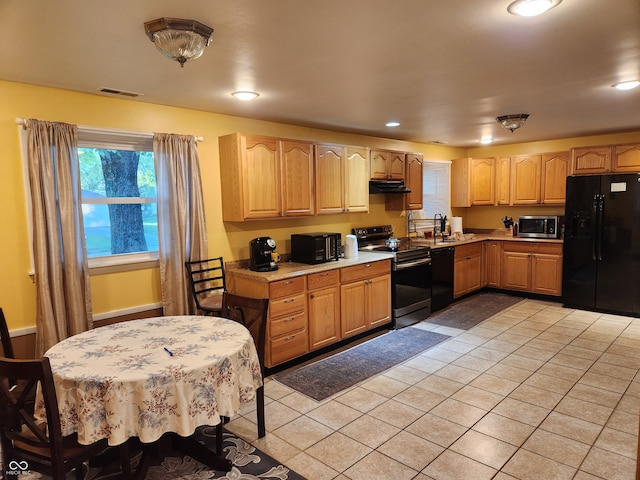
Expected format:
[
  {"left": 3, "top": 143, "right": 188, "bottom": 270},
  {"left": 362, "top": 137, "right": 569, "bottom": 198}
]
[
  {"left": 77, "top": 129, "right": 158, "bottom": 267},
  {"left": 422, "top": 160, "right": 451, "bottom": 219}
]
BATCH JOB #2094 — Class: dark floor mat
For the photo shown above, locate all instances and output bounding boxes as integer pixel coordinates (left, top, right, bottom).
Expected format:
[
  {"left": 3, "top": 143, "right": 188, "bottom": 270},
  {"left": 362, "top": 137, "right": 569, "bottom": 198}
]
[{"left": 426, "top": 292, "right": 523, "bottom": 330}]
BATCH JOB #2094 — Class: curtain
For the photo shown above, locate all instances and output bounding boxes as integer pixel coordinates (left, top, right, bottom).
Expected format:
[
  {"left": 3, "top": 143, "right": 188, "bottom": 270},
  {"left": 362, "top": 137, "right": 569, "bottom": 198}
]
[
  {"left": 26, "top": 119, "right": 92, "bottom": 355},
  {"left": 154, "top": 134, "right": 208, "bottom": 315}
]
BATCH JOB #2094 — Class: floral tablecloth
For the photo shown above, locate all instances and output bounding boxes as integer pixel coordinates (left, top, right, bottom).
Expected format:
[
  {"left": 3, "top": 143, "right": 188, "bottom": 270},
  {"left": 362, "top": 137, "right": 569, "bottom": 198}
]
[{"left": 38, "top": 316, "right": 262, "bottom": 446}]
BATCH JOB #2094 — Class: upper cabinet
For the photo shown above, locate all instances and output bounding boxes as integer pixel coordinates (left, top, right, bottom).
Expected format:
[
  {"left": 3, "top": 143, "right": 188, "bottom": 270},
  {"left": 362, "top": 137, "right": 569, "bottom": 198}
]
[
  {"left": 370, "top": 149, "right": 405, "bottom": 180},
  {"left": 451, "top": 158, "right": 495, "bottom": 207},
  {"left": 219, "top": 133, "right": 314, "bottom": 221},
  {"left": 572, "top": 143, "right": 640, "bottom": 175},
  {"left": 404, "top": 153, "right": 424, "bottom": 210},
  {"left": 541, "top": 151, "right": 570, "bottom": 204},
  {"left": 495, "top": 157, "right": 511, "bottom": 205},
  {"left": 315, "top": 144, "right": 369, "bottom": 215},
  {"left": 510, "top": 155, "right": 542, "bottom": 205}
]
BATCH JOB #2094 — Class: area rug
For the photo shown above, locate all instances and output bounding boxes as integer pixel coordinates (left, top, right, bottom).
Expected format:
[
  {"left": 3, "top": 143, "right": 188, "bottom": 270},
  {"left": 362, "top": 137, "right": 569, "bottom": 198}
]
[
  {"left": 18, "top": 427, "right": 307, "bottom": 480},
  {"left": 275, "top": 327, "right": 451, "bottom": 401},
  {"left": 426, "top": 292, "right": 522, "bottom": 330}
]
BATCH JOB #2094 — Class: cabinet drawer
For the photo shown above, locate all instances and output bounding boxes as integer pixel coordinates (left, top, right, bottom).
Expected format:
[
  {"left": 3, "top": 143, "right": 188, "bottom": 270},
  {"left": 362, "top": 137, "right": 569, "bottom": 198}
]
[
  {"left": 502, "top": 241, "right": 562, "bottom": 255},
  {"left": 307, "top": 269, "right": 339, "bottom": 290},
  {"left": 270, "top": 276, "right": 305, "bottom": 298},
  {"left": 269, "top": 292, "right": 306, "bottom": 318},
  {"left": 454, "top": 242, "right": 482, "bottom": 258},
  {"left": 340, "top": 260, "right": 390, "bottom": 284},
  {"left": 270, "top": 310, "right": 307, "bottom": 337},
  {"left": 270, "top": 328, "right": 308, "bottom": 365}
]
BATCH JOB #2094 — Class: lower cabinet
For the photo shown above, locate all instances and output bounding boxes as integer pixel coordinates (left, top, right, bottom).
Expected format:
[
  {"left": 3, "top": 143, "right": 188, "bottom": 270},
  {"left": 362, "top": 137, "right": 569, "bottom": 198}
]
[
  {"left": 453, "top": 243, "right": 483, "bottom": 298},
  {"left": 501, "top": 241, "right": 563, "bottom": 296},
  {"left": 340, "top": 261, "right": 392, "bottom": 338},
  {"left": 227, "top": 258, "right": 391, "bottom": 367},
  {"left": 308, "top": 270, "right": 341, "bottom": 350}
]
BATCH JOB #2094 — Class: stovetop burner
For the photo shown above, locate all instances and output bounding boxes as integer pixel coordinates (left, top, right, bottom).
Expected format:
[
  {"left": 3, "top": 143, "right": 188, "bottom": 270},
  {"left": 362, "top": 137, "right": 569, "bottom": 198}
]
[{"left": 353, "top": 225, "right": 430, "bottom": 262}]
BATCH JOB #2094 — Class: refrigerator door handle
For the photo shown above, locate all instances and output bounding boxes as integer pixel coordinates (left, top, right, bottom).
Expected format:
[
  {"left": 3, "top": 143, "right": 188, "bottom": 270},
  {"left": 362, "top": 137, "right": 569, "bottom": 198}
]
[
  {"left": 596, "top": 194, "right": 604, "bottom": 261},
  {"left": 592, "top": 195, "right": 599, "bottom": 261}
]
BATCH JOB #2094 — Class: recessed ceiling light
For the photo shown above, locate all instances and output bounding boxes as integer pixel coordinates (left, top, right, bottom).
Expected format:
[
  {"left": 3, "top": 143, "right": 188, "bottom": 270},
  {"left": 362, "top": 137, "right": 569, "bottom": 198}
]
[
  {"left": 231, "top": 91, "right": 259, "bottom": 101},
  {"left": 507, "top": 0, "right": 562, "bottom": 17},
  {"left": 613, "top": 81, "right": 640, "bottom": 91},
  {"left": 385, "top": 121, "right": 400, "bottom": 127},
  {"left": 480, "top": 136, "right": 493, "bottom": 145}
]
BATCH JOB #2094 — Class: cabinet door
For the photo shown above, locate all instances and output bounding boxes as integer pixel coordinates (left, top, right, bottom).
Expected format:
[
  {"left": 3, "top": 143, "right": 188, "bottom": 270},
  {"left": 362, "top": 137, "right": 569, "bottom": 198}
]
[
  {"left": 370, "top": 150, "right": 389, "bottom": 180},
  {"left": 572, "top": 146, "right": 612, "bottom": 174},
  {"left": 541, "top": 152, "right": 569, "bottom": 205},
  {"left": 511, "top": 155, "right": 541, "bottom": 205},
  {"left": 613, "top": 143, "right": 640, "bottom": 172},
  {"left": 308, "top": 285, "right": 341, "bottom": 350},
  {"left": 501, "top": 252, "right": 531, "bottom": 291},
  {"left": 453, "top": 256, "right": 467, "bottom": 298},
  {"left": 341, "top": 281, "right": 368, "bottom": 338},
  {"left": 345, "top": 147, "right": 369, "bottom": 213},
  {"left": 367, "top": 274, "right": 392, "bottom": 327},
  {"left": 405, "top": 153, "right": 424, "bottom": 210},
  {"left": 531, "top": 254, "right": 562, "bottom": 296},
  {"left": 470, "top": 158, "right": 495, "bottom": 205},
  {"left": 495, "top": 157, "right": 511, "bottom": 205},
  {"left": 281, "top": 140, "right": 315, "bottom": 217},
  {"left": 315, "top": 144, "right": 345, "bottom": 215},
  {"left": 485, "top": 241, "right": 502, "bottom": 288},
  {"left": 466, "top": 252, "right": 482, "bottom": 293},
  {"left": 388, "top": 151, "right": 406, "bottom": 180},
  {"left": 242, "top": 135, "right": 281, "bottom": 219}
]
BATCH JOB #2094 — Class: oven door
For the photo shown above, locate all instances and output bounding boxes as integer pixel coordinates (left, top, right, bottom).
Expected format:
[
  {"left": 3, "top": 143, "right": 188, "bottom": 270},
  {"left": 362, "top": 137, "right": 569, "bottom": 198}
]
[{"left": 392, "top": 257, "right": 432, "bottom": 328}]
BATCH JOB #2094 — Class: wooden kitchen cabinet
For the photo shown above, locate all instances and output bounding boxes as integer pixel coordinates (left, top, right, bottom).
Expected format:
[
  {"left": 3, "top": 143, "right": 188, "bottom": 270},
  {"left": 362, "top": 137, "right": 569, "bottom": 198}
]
[
  {"left": 315, "top": 144, "right": 369, "bottom": 215},
  {"left": 571, "top": 146, "right": 612, "bottom": 174},
  {"left": 510, "top": 155, "right": 542, "bottom": 205},
  {"left": 501, "top": 241, "right": 562, "bottom": 296},
  {"left": 485, "top": 240, "right": 502, "bottom": 288},
  {"left": 219, "top": 133, "right": 314, "bottom": 220},
  {"left": 386, "top": 152, "right": 424, "bottom": 211},
  {"left": 307, "top": 270, "right": 341, "bottom": 350},
  {"left": 451, "top": 158, "right": 495, "bottom": 207},
  {"left": 340, "top": 260, "right": 391, "bottom": 338},
  {"left": 370, "top": 149, "right": 405, "bottom": 180},
  {"left": 541, "top": 151, "right": 570, "bottom": 204},
  {"left": 495, "top": 157, "right": 511, "bottom": 205},
  {"left": 613, "top": 143, "right": 640, "bottom": 172},
  {"left": 453, "top": 243, "right": 482, "bottom": 298}
]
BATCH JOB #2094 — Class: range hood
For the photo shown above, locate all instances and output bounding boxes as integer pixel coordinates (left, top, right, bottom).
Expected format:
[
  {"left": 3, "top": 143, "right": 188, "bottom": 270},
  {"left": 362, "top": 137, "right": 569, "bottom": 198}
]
[{"left": 369, "top": 180, "right": 412, "bottom": 194}]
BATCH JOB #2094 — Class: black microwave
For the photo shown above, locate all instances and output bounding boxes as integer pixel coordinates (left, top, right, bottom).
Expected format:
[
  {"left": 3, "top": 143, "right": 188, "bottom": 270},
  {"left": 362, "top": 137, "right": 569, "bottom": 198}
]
[
  {"left": 291, "top": 232, "right": 342, "bottom": 264},
  {"left": 518, "top": 216, "right": 563, "bottom": 239}
]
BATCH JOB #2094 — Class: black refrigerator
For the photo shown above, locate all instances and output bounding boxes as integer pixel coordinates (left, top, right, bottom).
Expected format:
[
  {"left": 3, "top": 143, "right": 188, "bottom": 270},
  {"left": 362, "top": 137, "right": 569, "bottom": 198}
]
[{"left": 562, "top": 173, "right": 640, "bottom": 316}]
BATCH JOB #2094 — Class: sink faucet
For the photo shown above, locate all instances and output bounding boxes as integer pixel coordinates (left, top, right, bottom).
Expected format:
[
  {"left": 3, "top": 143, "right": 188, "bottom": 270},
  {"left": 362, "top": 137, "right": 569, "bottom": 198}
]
[{"left": 434, "top": 214, "right": 443, "bottom": 245}]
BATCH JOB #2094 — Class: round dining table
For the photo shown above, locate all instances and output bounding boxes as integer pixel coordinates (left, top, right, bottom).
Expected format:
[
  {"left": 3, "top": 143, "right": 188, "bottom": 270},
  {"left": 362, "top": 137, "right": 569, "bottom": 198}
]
[{"left": 40, "top": 315, "right": 262, "bottom": 448}]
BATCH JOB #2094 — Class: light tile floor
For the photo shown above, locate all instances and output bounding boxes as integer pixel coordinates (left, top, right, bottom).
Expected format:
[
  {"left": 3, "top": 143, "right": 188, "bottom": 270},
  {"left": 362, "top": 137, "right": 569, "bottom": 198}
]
[{"left": 226, "top": 298, "right": 640, "bottom": 480}]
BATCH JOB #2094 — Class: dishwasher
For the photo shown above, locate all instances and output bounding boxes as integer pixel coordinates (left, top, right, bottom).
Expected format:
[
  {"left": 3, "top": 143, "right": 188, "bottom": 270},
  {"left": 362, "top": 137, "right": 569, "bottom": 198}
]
[{"left": 431, "top": 246, "right": 454, "bottom": 312}]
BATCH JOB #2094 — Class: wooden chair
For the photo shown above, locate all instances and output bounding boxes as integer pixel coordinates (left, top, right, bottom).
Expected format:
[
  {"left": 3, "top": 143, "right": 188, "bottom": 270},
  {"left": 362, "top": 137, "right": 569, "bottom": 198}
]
[
  {"left": 219, "top": 293, "right": 269, "bottom": 439},
  {"left": 0, "top": 357, "right": 108, "bottom": 480},
  {"left": 185, "top": 257, "right": 227, "bottom": 315},
  {"left": 0, "top": 308, "right": 15, "bottom": 359}
]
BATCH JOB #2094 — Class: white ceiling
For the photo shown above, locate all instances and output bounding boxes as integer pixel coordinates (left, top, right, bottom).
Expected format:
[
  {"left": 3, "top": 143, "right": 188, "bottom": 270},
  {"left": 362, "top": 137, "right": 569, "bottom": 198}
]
[{"left": 1, "top": 0, "right": 639, "bottom": 148}]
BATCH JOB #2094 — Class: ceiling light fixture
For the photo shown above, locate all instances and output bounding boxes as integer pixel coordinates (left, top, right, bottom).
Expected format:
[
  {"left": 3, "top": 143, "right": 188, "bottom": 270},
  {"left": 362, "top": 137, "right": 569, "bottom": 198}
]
[
  {"left": 385, "top": 121, "right": 400, "bottom": 127},
  {"left": 232, "top": 91, "right": 260, "bottom": 101},
  {"left": 613, "top": 80, "right": 640, "bottom": 91},
  {"left": 507, "top": 0, "right": 562, "bottom": 17},
  {"left": 144, "top": 17, "right": 213, "bottom": 67},
  {"left": 497, "top": 114, "right": 530, "bottom": 132},
  {"left": 480, "top": 136, "right": 493, "bottom": 145}
]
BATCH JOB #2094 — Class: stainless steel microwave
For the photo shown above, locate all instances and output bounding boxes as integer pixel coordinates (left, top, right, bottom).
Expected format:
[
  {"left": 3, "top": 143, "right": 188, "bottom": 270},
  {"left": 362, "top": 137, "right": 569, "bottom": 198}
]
[
  {"left": 518, "top": 216, "right": 563, "bottom": 239},
  {"left": 291, "top": 232, "right": 342, "bottom": 264}
]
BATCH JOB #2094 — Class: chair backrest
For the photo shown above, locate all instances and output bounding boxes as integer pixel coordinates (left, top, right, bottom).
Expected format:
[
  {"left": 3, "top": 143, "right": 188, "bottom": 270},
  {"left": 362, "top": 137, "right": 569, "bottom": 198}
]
[
  {"left": 0, "top": 356, "right": 68, "bottom": 476},
  {"left": 0, "top": 308, "right": 15, "bottom": 359},
  {"left": 220, "top": 293, "right": 269, "bottom": 370},
  {"left": 185, "top": 257, "right": 226, "bottom": 310}
]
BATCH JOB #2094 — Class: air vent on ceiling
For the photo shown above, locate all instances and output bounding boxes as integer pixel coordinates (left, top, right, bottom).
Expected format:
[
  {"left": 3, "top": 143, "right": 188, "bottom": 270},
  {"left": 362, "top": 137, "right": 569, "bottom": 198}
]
[{"left": 98, "top": 87, "right": 142, "bottom": 98}]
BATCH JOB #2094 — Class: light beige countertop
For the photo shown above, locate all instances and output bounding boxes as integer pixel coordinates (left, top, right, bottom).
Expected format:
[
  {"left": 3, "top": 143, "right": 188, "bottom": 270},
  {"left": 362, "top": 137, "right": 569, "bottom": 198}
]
[
  {"left": 225, "top": 251, "right": 394, "bottom": 282},
  {"left": 412, "top": 234, "right": 563, "bottom": 250}
]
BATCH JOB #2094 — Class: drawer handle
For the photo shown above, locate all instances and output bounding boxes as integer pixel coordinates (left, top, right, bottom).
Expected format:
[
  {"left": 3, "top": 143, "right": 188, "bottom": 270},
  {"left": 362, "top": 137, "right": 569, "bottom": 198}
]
[
  {"left": 320, "top": 273, "right": 329, "bottom": 277},
  {"left": 284, "top": 335, "right": 296, "bottom": 341},
  {"left": 284, "top": 317, "right": 296, "bottom": 322},
  {"left": 284, "top": 281, "right": 292, "bottom": 285},
  {"left": 283, "top": 298, "right": 295, "bottom": 304},
  {"left": 365, "top": 263, "right": 372, "bottom": 268}
]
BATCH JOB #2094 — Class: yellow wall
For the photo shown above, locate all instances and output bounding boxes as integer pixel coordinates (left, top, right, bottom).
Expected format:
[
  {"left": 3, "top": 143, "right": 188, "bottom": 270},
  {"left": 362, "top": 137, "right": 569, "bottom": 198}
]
[
  {"left": 0, "top": 80, "right": 464, "bottom": 330},
  {"left": 3, "top": 79, "right": 640, "bottom": 332}
]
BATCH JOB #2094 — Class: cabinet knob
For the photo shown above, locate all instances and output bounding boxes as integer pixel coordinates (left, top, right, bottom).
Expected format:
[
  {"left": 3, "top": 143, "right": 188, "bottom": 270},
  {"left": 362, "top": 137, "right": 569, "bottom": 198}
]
[{"left": 310, "top": 294, "right": 315, "bottom": 299}]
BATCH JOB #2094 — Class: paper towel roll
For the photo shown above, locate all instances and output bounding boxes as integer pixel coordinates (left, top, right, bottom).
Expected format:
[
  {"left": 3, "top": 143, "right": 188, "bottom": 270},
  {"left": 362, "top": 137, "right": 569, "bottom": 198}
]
[
  {"left": 451, "top": 217, "right": 463, "bottom": 234},
  {"left": 344, "top": 234, "right": 358, "bottom": 259}
]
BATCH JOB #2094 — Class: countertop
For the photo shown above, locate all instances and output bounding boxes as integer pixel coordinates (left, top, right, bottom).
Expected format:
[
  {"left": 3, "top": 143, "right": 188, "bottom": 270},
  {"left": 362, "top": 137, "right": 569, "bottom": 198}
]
[
  {"left": 225, "top": 251, "right": 394, "bottom": 283},
  {"left": 413, "top": 234, "right": 563, "bottom": 250}
]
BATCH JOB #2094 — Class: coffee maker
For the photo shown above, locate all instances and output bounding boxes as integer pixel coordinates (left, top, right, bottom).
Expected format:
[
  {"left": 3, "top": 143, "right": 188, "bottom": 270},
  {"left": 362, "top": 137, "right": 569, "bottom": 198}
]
[{"left": 249, "top": 237, "right": 278, "bottom": 272}]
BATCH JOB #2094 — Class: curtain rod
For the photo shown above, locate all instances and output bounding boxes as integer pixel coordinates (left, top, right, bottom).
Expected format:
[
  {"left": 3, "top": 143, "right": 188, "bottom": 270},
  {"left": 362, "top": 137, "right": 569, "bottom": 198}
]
[{"left": 15, "top": 118, "right": 204, "bottom": 142}]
